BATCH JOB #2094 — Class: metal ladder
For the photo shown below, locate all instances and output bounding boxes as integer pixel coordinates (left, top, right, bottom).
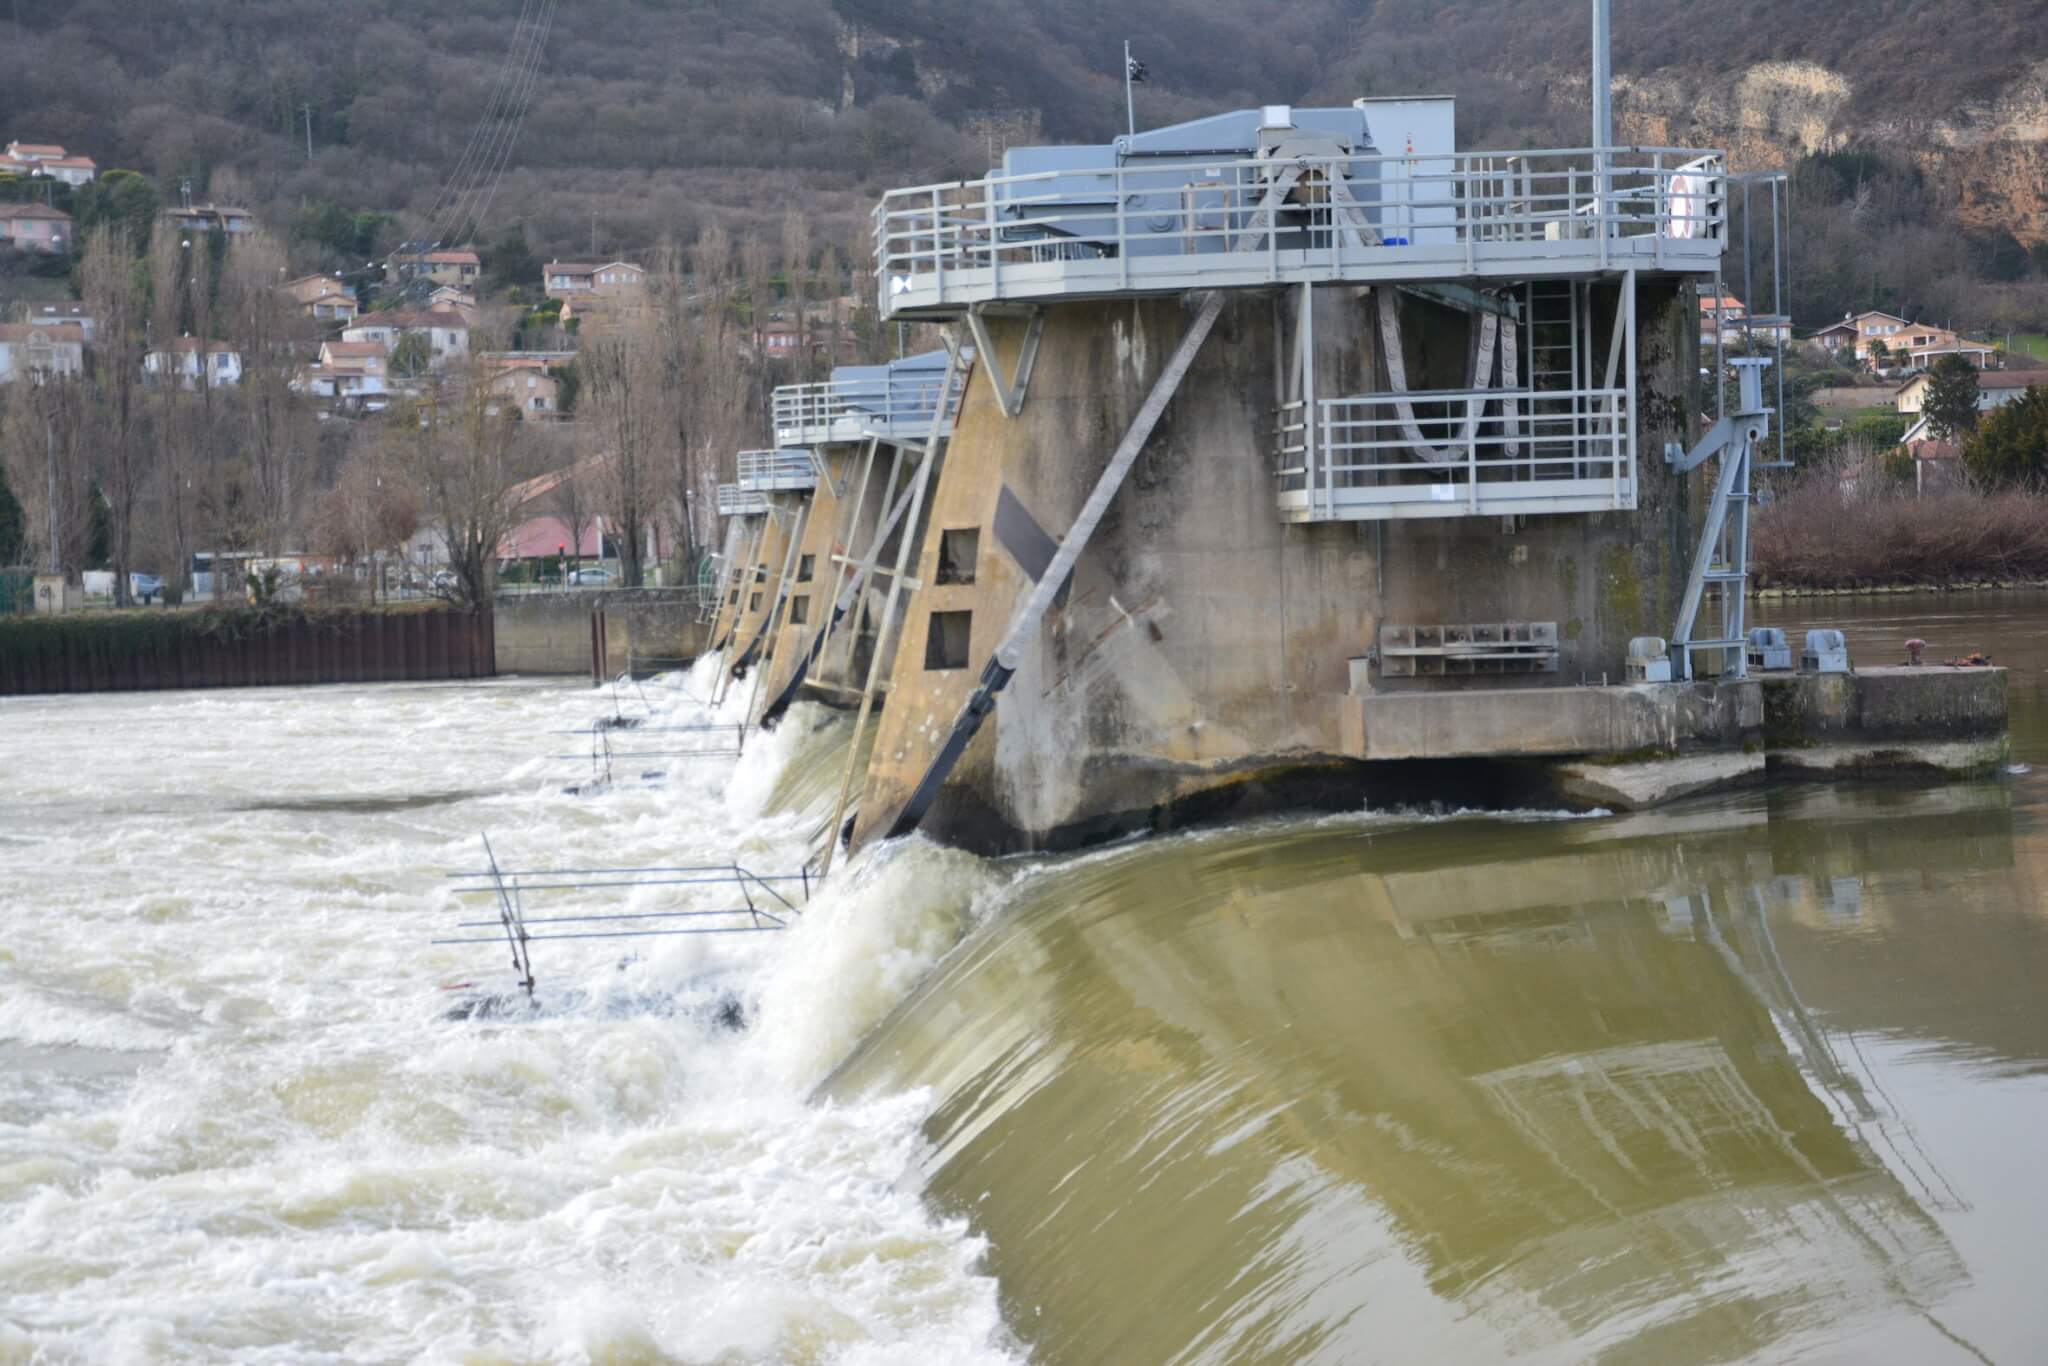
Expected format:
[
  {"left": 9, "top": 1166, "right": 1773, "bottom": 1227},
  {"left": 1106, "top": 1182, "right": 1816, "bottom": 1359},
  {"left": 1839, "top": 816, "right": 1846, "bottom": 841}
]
[{"left": 1524, "top": 280, "right": 1579, "bottom": 478}]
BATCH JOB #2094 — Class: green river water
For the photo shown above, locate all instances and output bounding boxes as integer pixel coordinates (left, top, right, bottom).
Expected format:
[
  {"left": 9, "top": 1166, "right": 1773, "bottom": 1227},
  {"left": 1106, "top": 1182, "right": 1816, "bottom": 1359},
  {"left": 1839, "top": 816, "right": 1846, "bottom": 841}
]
[{"left": 829, "top": 591, "right": 2048, "bottom": 1364}]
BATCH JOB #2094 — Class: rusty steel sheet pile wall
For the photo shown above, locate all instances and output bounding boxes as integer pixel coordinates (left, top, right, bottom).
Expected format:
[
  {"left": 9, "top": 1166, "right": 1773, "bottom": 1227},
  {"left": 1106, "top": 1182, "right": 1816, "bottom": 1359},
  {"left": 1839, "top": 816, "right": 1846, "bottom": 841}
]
[
  {"left": 849, "top": 280, "right": 1699, "bottom": 854},
  {"left": 0, "top": 607, "right": 495, "bottom": 696}
]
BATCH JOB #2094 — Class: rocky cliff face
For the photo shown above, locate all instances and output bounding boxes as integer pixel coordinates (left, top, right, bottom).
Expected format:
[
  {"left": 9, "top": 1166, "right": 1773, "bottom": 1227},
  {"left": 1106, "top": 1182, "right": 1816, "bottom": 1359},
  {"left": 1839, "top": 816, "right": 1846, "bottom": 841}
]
[{"left": 1617, "top": 58, "right": 2048, "bottom": 245}]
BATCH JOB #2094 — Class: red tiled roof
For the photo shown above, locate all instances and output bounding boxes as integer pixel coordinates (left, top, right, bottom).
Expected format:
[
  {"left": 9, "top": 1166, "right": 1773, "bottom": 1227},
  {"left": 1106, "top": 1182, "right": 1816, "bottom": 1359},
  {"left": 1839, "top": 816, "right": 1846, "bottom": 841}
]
[
  {"left": 1, "top": 202, "right": 73, "bottom": 222},
  {"left": 0, "top": 322, "right": 86, "bottom": 343},
  {"left": 7, "top": 143, "right": 65, "bottom": 157}
]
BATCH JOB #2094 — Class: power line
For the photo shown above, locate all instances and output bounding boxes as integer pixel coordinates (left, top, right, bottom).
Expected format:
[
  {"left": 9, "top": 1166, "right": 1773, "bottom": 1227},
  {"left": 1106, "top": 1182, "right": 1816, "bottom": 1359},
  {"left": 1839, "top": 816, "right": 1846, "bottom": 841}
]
[{"left": 416, "top": 0, "right": 544, "bottom": 245}]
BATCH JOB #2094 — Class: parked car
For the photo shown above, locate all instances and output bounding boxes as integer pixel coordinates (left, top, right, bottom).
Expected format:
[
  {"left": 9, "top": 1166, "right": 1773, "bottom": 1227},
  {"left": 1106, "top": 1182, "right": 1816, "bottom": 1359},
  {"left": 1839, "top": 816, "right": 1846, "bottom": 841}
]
[
  {"left": 568, "top": 567, "right": 615, "bottom": 586},
  {"left": 129, "top": 572, "right": 164, "bottom": 605}
]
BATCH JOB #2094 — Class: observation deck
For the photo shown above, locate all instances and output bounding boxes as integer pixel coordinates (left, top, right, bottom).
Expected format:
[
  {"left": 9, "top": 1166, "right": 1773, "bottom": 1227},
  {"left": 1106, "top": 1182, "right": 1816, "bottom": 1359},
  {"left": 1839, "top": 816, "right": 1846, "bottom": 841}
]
[
  {"left": 876, "top": 144, "right": 1724, "bottom": 320},
  {"left": 735, "top": 448, "right": 822, "bottom": 494},
  {"left": 715, "top": 484, "right": 768, "bottom": 517},
  {"left": 771, "top": 349, "right": 968, "bottom": 448}
]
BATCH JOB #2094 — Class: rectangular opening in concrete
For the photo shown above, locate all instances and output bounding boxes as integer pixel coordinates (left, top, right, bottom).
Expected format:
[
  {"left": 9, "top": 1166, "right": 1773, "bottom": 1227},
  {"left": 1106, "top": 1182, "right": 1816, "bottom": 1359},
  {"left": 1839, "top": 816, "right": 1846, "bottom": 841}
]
[
  {"left": 790, "top": 595, "right": 810, "bottom": 626},
  {"left": 925, "top": 610, "right": 972, "bottom": 670},
  {"left": 937, "top": 528, "right": 980, "bottom": 586},
  {"left": 727, "top": 591, "right": 738, "bottom": 605},
  {"left": 754, "top": 565, "right": 767, "bottom": 583},
  {"left": 797, "top": 554, "right": 815, "bottom": 583},
  {"left": 749, "top": 592, "right": 762, "bottom": 612}
]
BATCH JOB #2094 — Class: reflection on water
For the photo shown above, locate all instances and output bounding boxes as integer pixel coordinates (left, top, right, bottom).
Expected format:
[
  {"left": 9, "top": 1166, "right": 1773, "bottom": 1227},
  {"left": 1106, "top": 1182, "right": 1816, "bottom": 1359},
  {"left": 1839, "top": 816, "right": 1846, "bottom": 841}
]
[{"left": 835, "top": 767, "right": 2048, "bottom": 1362}]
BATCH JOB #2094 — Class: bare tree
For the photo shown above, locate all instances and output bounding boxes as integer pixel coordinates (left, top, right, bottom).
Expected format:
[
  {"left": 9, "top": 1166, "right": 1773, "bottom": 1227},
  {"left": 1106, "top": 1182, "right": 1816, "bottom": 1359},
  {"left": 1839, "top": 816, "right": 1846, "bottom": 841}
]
[
  {"left": 80, "top": 224, "right": 149, "bottom": 604},
  {"left": 579, "top": 309, "right": 668, "bottom": 588},
  {"left": 780, "top": 210, "right": 814, "bottom": 383},
  {"left": 0, "top": 377, "right": 94, "bottom": 577},
  {"left": 216, "top": 230, "right": 312, "bottom": 554},
  {"left": 408, "top": 361, "right": 541, "bottom": 612},
  {"left": 310, "top": 437, "right": 419, "bottom": 602},
  {"left": 544, "top": 450, "right": 597, "bottom": 576}
]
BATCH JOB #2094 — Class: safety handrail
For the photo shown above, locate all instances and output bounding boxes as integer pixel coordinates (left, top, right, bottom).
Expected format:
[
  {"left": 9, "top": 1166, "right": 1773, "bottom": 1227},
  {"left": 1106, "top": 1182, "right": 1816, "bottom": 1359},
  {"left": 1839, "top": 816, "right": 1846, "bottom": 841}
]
[{"left": 873, "top": 145, "right": 1724, "bottom": 315}]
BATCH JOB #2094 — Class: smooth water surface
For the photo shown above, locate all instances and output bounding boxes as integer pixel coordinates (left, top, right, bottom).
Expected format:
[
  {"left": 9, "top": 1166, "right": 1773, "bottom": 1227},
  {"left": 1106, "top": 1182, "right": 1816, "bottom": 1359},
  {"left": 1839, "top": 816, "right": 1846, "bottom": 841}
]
[{"left": 830, "top": 592, "right": 2048, "bottom": 1364}]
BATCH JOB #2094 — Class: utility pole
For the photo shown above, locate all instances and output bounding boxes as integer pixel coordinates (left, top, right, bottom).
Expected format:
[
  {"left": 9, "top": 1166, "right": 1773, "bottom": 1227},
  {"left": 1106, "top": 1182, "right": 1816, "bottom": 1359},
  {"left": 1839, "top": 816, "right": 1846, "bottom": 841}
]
[
  {"left": 46, "top": 414, "right": 59, "bottom": 576},
  {"left": 302, "top": 104, "right": 315, "bottom": 161},
  {"left": 1591, "top": 0, "right": 1611, "bottom": 234},
  {"left": 1123, "top": 40, "right": 1136, "bottom": 138}
]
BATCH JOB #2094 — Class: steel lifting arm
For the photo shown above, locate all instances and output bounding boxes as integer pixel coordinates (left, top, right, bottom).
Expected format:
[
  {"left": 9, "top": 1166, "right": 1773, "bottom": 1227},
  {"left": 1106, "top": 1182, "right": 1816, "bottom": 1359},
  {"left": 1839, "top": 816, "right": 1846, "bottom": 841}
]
[
  {"left": 758, "top": 461, "right": 933, "bottom": 728},
  {"left": 883, "top": 290, "right": 1227, "bottom": 840}
]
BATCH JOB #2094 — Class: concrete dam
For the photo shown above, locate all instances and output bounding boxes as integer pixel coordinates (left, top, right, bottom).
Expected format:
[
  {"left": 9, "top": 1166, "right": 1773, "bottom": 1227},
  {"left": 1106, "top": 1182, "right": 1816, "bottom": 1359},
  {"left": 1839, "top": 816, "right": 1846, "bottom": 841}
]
[{"left": 703, "top": 100, "right": 2006, "bottom": 858}]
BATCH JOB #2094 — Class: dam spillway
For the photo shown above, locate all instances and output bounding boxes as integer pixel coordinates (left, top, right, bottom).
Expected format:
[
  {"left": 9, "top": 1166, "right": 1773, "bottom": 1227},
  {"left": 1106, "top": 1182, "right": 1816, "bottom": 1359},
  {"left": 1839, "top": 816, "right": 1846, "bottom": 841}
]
[{"left": 705, "top": 101, "right": 2003, "bottom": 858}]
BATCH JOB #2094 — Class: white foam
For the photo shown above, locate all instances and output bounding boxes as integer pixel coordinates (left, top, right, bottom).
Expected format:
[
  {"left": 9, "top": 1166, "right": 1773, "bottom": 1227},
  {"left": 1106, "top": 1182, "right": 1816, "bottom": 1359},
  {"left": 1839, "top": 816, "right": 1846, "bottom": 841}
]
[{"left": 0, "top": 674, "right": 1019, "bottom": 1363}]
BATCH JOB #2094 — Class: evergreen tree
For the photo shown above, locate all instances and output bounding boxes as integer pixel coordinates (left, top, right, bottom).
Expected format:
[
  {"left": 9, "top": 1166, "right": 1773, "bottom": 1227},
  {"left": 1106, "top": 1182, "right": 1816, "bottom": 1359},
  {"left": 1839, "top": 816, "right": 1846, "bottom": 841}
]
[
  {"left": 1922, "top": 354, "right": 1982, "bottom": 441},
  {"left": 1961, "top": 386, "right": 2048, "bottom": 489}
]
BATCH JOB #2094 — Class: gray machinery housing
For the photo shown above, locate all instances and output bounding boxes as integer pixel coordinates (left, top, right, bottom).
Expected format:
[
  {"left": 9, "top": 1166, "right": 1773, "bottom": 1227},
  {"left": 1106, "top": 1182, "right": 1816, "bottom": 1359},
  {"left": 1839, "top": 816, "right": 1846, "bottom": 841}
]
[{"left": 998, "top": 105, "right": 1384, "bottom": 258}]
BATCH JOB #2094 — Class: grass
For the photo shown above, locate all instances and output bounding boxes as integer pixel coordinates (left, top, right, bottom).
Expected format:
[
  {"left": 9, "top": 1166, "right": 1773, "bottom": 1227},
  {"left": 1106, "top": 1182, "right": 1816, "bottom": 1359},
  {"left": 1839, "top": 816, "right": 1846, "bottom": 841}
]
[{"left": 2008, "top": 333, "right": 2048, "bottom": 365}]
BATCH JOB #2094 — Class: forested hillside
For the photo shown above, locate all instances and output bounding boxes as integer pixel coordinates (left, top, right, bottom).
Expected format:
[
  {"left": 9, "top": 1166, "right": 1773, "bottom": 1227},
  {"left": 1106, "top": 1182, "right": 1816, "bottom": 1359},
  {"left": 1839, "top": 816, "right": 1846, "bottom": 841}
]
[{"left": 3, "top": 0, "right": 2047, "bottom": 326}]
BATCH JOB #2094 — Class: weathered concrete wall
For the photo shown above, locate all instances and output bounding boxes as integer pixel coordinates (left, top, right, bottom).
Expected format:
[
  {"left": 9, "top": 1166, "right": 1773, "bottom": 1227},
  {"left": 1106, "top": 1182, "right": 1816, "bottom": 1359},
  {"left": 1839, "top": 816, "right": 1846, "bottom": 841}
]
[
  {"left": 1345, "top": 680, "right": 1758, "bottom": 761},
  {"left": 853, "top": 277, "right": 1702, "bottom": 854},
  {"left": 1760, "top": 666, "right": 2009, "bottom": 778},
  {"left": 494, "top": 589, "right": 711, "bottom": 676}
]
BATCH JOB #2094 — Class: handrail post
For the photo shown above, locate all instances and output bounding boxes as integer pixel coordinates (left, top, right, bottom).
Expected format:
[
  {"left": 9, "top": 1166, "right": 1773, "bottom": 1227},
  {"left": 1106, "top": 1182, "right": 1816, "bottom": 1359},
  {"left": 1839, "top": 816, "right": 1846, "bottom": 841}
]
[
  {"left": 985, "top": 177, "right": 1000, "bottom": 297},
  {"left": 931, "top": 187, "right": 944, "bottom": 303},
  {"left": 1466, "top": 396, "right": 1480, "bottom": 513},
  {"left": 1116, "top": 163, "right": 1129, "bottom": 291}
]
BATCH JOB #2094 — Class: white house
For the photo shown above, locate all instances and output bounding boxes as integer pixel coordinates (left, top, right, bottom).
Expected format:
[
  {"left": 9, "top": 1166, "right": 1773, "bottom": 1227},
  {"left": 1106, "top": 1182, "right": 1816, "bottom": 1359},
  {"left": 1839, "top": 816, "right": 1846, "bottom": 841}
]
[
  {"left": 341, "top": 308, "right": 470, "bottom": 371},
  {"left": 144, "top": 338, "right": 243, "bottom": 389},
  {"left": 0, "top": 322, "right": 87, "bottom": 383},
  {"left": 26, "top": 301, "right": 94, "bottom": 341},
  {"left": 0, "top": 142, "right": 97, "bottom": 185}
]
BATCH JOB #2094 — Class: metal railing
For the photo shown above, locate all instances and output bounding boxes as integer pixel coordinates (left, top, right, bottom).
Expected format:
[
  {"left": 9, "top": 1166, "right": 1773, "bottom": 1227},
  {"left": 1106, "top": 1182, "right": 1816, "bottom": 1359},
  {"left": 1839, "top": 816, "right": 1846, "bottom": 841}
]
[
  {"left": 771, "top": 370, "right": 967, "bottom": 446},
  {"left": 874, "top": 146, "right": 1724, "bottom": 316},
  {"left": 736, "top": 448, "right": 820, "bottom": 492},
  {"left": 716, "top": 483, "right": 768, "bottom": 517},
  {"left": 1274, "top": 385, "right": 1633, "bottom": 522}
]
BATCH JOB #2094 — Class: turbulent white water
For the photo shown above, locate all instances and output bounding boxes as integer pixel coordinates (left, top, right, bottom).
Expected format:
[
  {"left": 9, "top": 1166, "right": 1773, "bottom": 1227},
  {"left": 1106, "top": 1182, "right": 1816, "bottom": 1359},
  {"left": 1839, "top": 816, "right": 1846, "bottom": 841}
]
[{"left": 0, "top": 663, "right": 1022, "bottom": 1364}]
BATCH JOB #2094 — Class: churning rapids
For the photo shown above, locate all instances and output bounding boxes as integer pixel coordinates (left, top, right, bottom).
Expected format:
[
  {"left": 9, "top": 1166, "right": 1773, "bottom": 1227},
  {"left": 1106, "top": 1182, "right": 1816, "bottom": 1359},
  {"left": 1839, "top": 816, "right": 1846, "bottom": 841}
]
[{"left": 6, "top": 592, "right": 2048, "bottom": 1364}]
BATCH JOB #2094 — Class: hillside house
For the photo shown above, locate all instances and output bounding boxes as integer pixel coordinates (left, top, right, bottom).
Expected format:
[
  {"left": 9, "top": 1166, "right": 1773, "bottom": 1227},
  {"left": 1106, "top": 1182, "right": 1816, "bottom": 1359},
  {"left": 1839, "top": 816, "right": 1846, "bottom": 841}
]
[
  {"left": 484, "top": 364, "right": 561, "bottom": 419},
  {"left": 1812, "top": 310, "right": 1987, "bottom": 372},
  {"left": 297, "top": 339, "right": 393, "bottom": 408},
  {"left": 341, "top": 309, "right": 470, "bottom": 371},
  {"left": 0, "top": 202, "right": 72, "bottom": 254},
  {"left": 427, "top": 285, "right": 477, "bottom": 320},
  {"left": 542, "top": 260, "right": 646, "bottom": 300},
  {"left": 384, "top": 248, "right": 481, "bottom": 289},
  {"left": 1896, "top": 367, "right": 2048, "bottom": 443},
  {"left": 0, "top": 142, "right": 97, "bottom": 185},
  {"left": 0, "top": 322, "right": 86, "bottom": 383},
  {"left": 1696, "top": 288, "right": 1790, "bottom": 347},
  {"left": 164, "top": 204, "right": 256, "bottom": 237},
  {"left": 24, "top": 301, "right": 94, "bottom": 341},
  {"left": 284, "top": 274, "right": 360, "bottom": 325},
  {"left": 144, "top": 337, "right": 243, "bottom": 389}
]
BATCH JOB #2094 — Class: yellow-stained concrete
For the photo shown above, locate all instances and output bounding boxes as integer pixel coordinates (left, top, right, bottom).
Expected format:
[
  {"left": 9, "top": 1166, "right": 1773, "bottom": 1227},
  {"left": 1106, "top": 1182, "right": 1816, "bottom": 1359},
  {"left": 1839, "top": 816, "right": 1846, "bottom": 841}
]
[{"left": 850, "top": 278, "right": 1704, "bottom": 854}]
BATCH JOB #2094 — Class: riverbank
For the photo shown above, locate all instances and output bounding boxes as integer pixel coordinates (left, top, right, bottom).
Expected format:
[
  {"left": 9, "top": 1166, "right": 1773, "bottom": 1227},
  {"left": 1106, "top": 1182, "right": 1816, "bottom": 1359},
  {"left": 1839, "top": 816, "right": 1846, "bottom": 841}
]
[{"left": 1752, "top": 482, "right": 2048, "bottom": 591}]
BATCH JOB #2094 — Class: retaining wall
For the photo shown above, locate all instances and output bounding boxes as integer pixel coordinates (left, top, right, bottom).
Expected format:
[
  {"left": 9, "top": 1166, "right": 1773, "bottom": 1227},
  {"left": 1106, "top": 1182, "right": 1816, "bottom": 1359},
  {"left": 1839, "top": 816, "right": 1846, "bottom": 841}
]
[{"left": 494, "top": 589, "right": 713, "bottom": 676}]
